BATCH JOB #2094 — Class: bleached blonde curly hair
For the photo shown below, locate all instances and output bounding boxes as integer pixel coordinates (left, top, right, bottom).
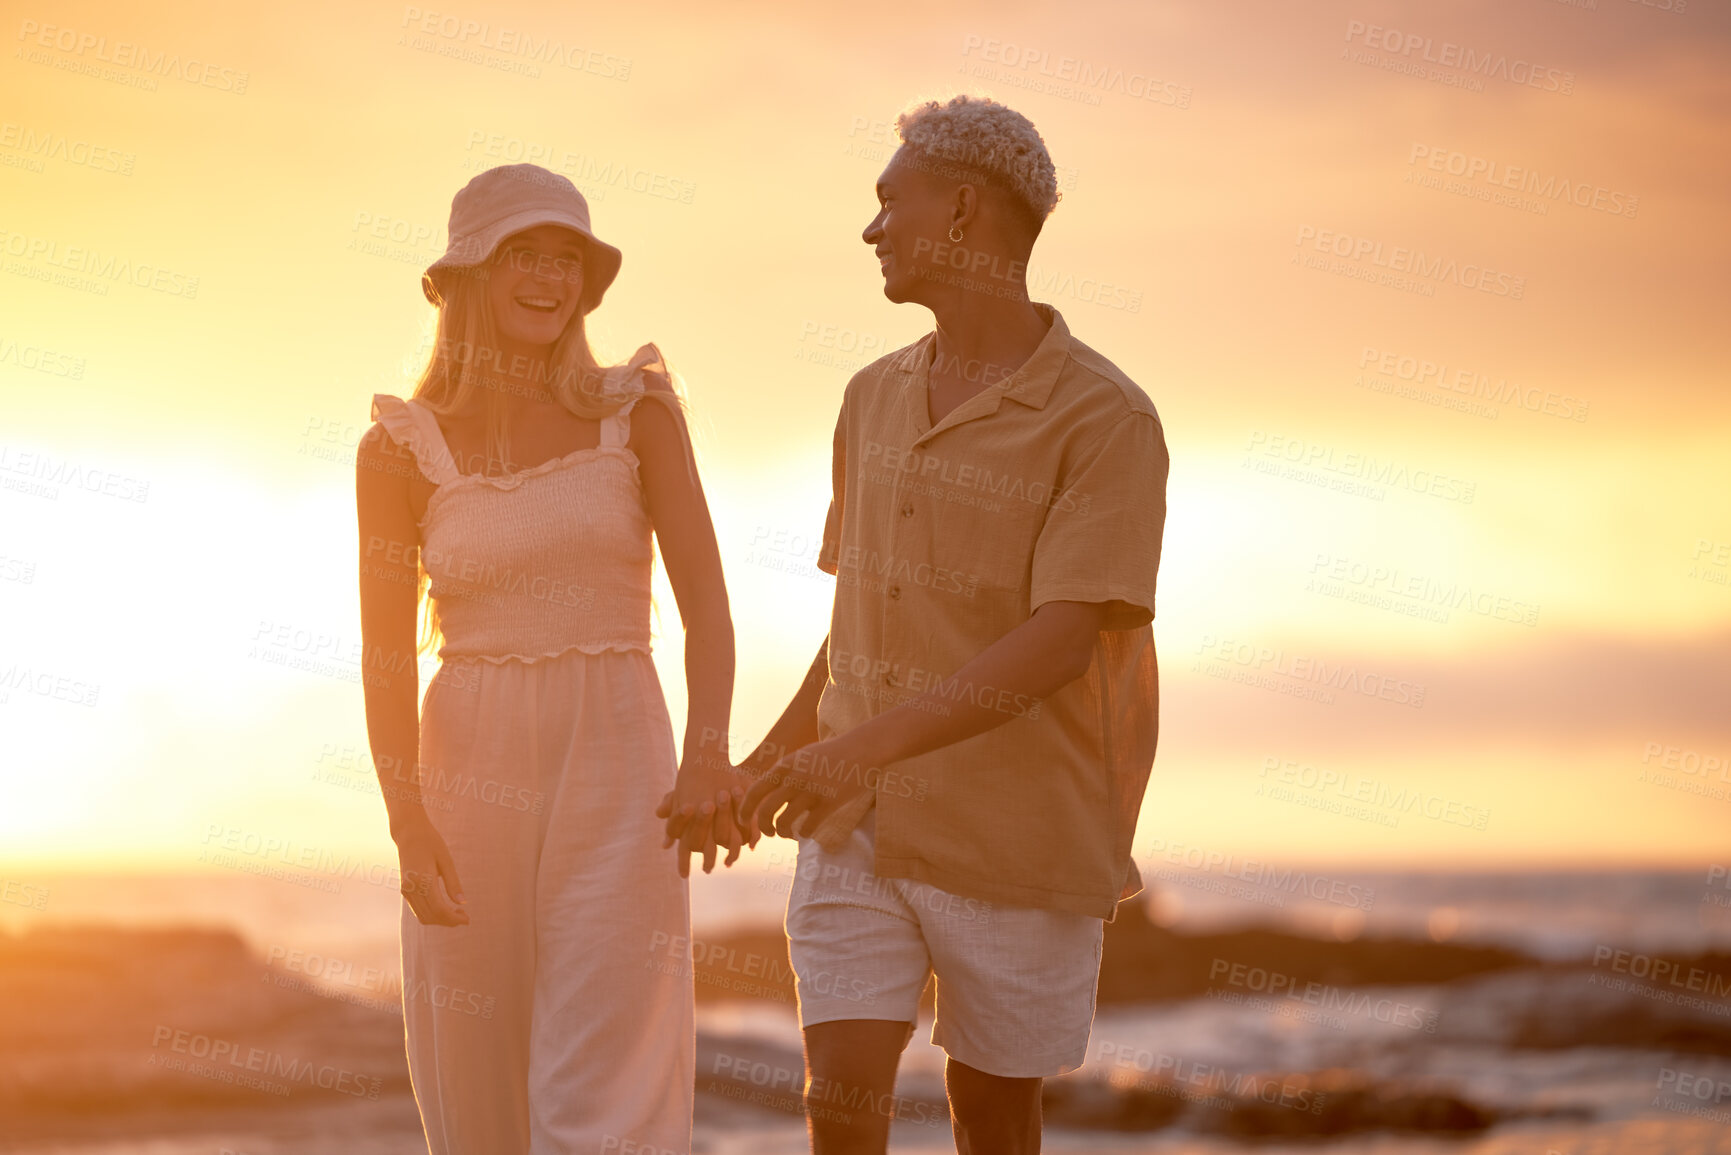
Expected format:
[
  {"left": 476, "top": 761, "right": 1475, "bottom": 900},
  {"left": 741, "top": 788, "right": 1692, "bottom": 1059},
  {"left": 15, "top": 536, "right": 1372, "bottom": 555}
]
[{"left": 895, "top": 94, "right": 1060, "bottom": 232}]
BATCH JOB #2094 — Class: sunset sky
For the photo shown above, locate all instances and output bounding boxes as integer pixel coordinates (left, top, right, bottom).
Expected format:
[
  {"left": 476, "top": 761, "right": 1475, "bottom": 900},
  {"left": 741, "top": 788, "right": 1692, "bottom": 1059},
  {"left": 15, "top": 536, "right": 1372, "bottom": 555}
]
[{"left": 2, "top": 0, "right": 1727, "bottom": 880}]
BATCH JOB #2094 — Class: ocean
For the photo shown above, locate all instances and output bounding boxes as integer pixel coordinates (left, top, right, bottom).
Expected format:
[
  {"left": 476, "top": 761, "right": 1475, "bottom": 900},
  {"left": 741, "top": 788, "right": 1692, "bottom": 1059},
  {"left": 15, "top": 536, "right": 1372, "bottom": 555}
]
[
  {"left": 2, "top": 866, "right": 1728, "bottom": 1154},
  {"left": 6, "top": 865, "right": 1724, "bottom": 978}
]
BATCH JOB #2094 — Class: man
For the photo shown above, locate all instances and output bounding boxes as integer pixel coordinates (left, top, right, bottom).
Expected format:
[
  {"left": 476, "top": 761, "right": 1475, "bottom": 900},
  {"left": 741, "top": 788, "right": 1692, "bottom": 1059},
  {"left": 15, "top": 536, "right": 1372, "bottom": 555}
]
[{"left": 683, "top": 93, "right": 1169, "bottom": 1153}]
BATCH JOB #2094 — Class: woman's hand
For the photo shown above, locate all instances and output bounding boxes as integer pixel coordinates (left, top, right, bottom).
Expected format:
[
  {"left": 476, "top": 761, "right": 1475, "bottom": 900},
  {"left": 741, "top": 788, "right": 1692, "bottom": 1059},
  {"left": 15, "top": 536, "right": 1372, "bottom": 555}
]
[
  {"left": 393, "top": 812, "right": 469, "bottom": 926},
  {"left": 656, "top": 752, "right": 749, "bottom": 878}
]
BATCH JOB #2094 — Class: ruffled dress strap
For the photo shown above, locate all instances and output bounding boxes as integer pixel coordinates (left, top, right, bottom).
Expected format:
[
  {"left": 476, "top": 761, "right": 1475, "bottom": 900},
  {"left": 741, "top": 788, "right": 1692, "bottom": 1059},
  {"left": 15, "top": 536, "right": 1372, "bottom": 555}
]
[
  {"left": 371, "top": 393, "right": 461, "bottom": 485},
  {"left": 597, "top": 343, "right": 668, "bottom": 449}
]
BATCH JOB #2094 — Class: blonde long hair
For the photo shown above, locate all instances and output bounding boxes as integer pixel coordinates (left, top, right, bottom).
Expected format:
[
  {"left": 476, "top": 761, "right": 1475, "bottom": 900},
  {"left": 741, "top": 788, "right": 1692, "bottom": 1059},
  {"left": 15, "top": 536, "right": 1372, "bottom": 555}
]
[{"left": 405, "top": 264, "right": 695, "bottom": 658}]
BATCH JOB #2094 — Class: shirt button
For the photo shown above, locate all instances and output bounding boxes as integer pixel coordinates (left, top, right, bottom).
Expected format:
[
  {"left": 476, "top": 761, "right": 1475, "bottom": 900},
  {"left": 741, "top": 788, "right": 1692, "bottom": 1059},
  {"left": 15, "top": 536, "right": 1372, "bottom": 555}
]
[
  {"left": 888, "top": 585, "right": 901, "bottom": 600},
  {"left": 901, "top": 502, "right": 914, "bottom": 518}
]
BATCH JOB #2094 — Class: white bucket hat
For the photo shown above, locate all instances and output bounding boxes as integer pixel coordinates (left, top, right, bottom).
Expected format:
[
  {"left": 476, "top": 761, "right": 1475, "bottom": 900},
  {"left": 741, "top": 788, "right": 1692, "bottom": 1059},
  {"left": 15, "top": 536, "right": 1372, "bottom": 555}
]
[{"left": 422, "top": 163, "right": 623, "bottom": 314}]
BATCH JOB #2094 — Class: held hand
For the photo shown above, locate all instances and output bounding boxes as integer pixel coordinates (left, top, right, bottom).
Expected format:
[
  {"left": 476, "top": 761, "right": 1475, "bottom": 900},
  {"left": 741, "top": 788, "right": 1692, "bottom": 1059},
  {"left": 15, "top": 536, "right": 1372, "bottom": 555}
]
[
  {"left": 393, "top": 813, "right": 469, "bottom": 927},
  {"left": 740, "top": 739, "right": 874, "bottom": 847},
  {"left": 655, "top": 752, "right": 748, "bottom": 878}
]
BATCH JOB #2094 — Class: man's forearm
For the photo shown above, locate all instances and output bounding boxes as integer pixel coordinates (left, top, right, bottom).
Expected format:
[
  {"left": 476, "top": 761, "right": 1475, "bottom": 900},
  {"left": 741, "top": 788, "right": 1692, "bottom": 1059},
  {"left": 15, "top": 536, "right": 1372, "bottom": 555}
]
[
  {"left": 741, "top": 638, "right": 830, "bottom": 776},
  {"left": 820, "top": 602, "right": 1102, "bottom": 775}
]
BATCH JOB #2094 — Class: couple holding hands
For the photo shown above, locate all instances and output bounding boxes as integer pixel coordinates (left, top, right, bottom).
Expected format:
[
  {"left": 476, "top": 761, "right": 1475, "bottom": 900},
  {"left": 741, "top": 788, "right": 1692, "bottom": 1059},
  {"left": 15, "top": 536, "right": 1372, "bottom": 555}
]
[{"left": 356, "top": 92, "right": 1168, "bottom": 1155}]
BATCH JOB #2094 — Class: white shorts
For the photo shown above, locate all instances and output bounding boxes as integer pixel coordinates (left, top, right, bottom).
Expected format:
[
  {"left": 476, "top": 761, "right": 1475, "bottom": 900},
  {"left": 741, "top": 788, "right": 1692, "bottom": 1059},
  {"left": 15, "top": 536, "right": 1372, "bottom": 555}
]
[{"left": 783, "top": 808, "right": 1104, "bottom": 1078}]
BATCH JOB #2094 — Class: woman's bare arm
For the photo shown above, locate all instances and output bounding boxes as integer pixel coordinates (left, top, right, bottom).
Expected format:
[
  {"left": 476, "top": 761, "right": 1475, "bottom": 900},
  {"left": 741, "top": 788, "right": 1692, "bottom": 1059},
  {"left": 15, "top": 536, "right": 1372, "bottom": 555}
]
[
  {"left": 631, "top": 385, "right": 740, "bottom": 876},
  {"left": 355, "top": 422, "right": 466, "bottom": 924}
]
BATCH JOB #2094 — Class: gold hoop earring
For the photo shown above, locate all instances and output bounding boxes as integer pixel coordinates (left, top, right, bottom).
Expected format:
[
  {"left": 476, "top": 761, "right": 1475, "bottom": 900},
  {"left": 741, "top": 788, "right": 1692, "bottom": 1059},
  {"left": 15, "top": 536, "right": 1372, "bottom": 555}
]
[{"left": 948, "top": 225, "right": 964, "bottom": 243}]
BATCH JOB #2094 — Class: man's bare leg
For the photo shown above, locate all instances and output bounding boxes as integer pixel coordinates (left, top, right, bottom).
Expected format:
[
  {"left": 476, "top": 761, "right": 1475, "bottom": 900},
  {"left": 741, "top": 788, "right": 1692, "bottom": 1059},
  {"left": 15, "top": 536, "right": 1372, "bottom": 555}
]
[
  {"left": 946, "top": 1056, "right": 1041, "bottom": 1154},
  {"left": 803, "top": 1019, "right": 910, "bottom": 1154}
]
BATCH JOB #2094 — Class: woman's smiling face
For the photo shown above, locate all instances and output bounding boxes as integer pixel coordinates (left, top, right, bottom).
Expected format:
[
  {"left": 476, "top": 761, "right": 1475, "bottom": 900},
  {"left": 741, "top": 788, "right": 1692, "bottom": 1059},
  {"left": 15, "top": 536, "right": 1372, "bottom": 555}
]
[{"left": 484, "top": 224, "right": 588, "bottom": 349}]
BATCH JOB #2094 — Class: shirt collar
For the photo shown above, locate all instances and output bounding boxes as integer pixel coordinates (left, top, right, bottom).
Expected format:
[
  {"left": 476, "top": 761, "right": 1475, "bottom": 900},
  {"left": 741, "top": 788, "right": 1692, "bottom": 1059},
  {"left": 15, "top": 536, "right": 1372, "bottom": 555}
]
[
  {"left": 894, "top": 303, "right": 1070, "bottom": 412},
  {"left": 999, "top": 303, "right": 1069, "bottom": 410}
]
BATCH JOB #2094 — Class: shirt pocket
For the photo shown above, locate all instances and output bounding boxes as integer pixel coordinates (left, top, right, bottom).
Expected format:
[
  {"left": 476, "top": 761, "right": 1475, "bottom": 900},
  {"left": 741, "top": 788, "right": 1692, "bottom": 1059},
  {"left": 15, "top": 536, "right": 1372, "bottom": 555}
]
[{"left": 919, "top": 470, "right": 1049, "bottom": 595}]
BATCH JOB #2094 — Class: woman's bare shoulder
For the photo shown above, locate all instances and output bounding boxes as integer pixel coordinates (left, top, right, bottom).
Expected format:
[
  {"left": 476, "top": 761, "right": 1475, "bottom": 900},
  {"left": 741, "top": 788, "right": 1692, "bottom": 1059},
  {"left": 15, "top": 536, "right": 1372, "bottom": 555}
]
[{"left": 356, "top": 419, "right": 412, "bottom": 476}]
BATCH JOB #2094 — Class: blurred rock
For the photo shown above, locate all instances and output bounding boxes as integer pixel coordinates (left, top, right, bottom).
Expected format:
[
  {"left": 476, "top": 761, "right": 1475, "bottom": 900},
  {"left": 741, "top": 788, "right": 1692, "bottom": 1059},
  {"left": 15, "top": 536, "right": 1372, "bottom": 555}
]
[{"left": 1436, "top": 968, "right": 1731, "bottom": 1056}]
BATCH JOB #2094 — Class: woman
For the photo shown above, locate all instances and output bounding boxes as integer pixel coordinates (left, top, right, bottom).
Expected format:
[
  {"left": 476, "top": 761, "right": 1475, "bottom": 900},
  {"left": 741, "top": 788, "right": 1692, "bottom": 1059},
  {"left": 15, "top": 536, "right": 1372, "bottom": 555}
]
[{"left": 355, "top": 163, "right": 742, "bottom": 1154}]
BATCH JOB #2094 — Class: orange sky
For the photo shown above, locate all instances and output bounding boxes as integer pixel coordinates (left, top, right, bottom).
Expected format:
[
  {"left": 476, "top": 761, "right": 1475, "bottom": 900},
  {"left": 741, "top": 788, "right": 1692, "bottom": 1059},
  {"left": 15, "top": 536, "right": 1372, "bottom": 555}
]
[{"left": 2, "top": 0, "right": 1727, "bottom": 874}]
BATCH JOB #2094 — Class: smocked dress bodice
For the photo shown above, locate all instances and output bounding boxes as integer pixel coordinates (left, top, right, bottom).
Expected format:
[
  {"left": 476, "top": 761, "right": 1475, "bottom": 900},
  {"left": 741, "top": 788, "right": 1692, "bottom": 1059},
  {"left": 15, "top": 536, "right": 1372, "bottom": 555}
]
[{"left": 369, "top": 347, "right": 665, "bottom": 663}]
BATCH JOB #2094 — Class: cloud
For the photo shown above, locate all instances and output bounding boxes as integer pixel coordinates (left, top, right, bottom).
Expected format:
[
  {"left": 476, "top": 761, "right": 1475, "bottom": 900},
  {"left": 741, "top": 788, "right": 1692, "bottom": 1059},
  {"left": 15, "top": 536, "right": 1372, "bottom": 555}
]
[{"left": 1167, "top": 628, "right": 1731, "bottom": 752}]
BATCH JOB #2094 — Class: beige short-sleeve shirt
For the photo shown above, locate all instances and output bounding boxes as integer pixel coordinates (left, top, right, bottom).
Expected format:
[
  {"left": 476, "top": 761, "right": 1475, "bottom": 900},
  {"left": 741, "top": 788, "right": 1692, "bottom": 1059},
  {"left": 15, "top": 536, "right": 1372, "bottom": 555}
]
[{"left": 815, "top": 304, "right": 1170, "bottom": 920}]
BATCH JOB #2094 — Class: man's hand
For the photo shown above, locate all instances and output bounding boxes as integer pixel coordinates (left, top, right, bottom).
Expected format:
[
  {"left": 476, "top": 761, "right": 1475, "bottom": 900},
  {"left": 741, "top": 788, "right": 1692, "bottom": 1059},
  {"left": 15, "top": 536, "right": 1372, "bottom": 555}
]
[
  {"left": 740, "top": 738, "right": 874, "bottom": 846},
  {"left": 656, "top": 750, "right": 749, "bottom": 877}
]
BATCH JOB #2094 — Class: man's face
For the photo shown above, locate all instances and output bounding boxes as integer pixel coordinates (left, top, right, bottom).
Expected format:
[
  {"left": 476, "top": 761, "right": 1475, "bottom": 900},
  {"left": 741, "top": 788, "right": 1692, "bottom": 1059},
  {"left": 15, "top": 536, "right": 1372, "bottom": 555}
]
[
  {"left": 483, "top": 223, "right": 587, "bottom": 348},
  {"left": 862, "top": 148, "right": 953, "bottom": 305}
]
